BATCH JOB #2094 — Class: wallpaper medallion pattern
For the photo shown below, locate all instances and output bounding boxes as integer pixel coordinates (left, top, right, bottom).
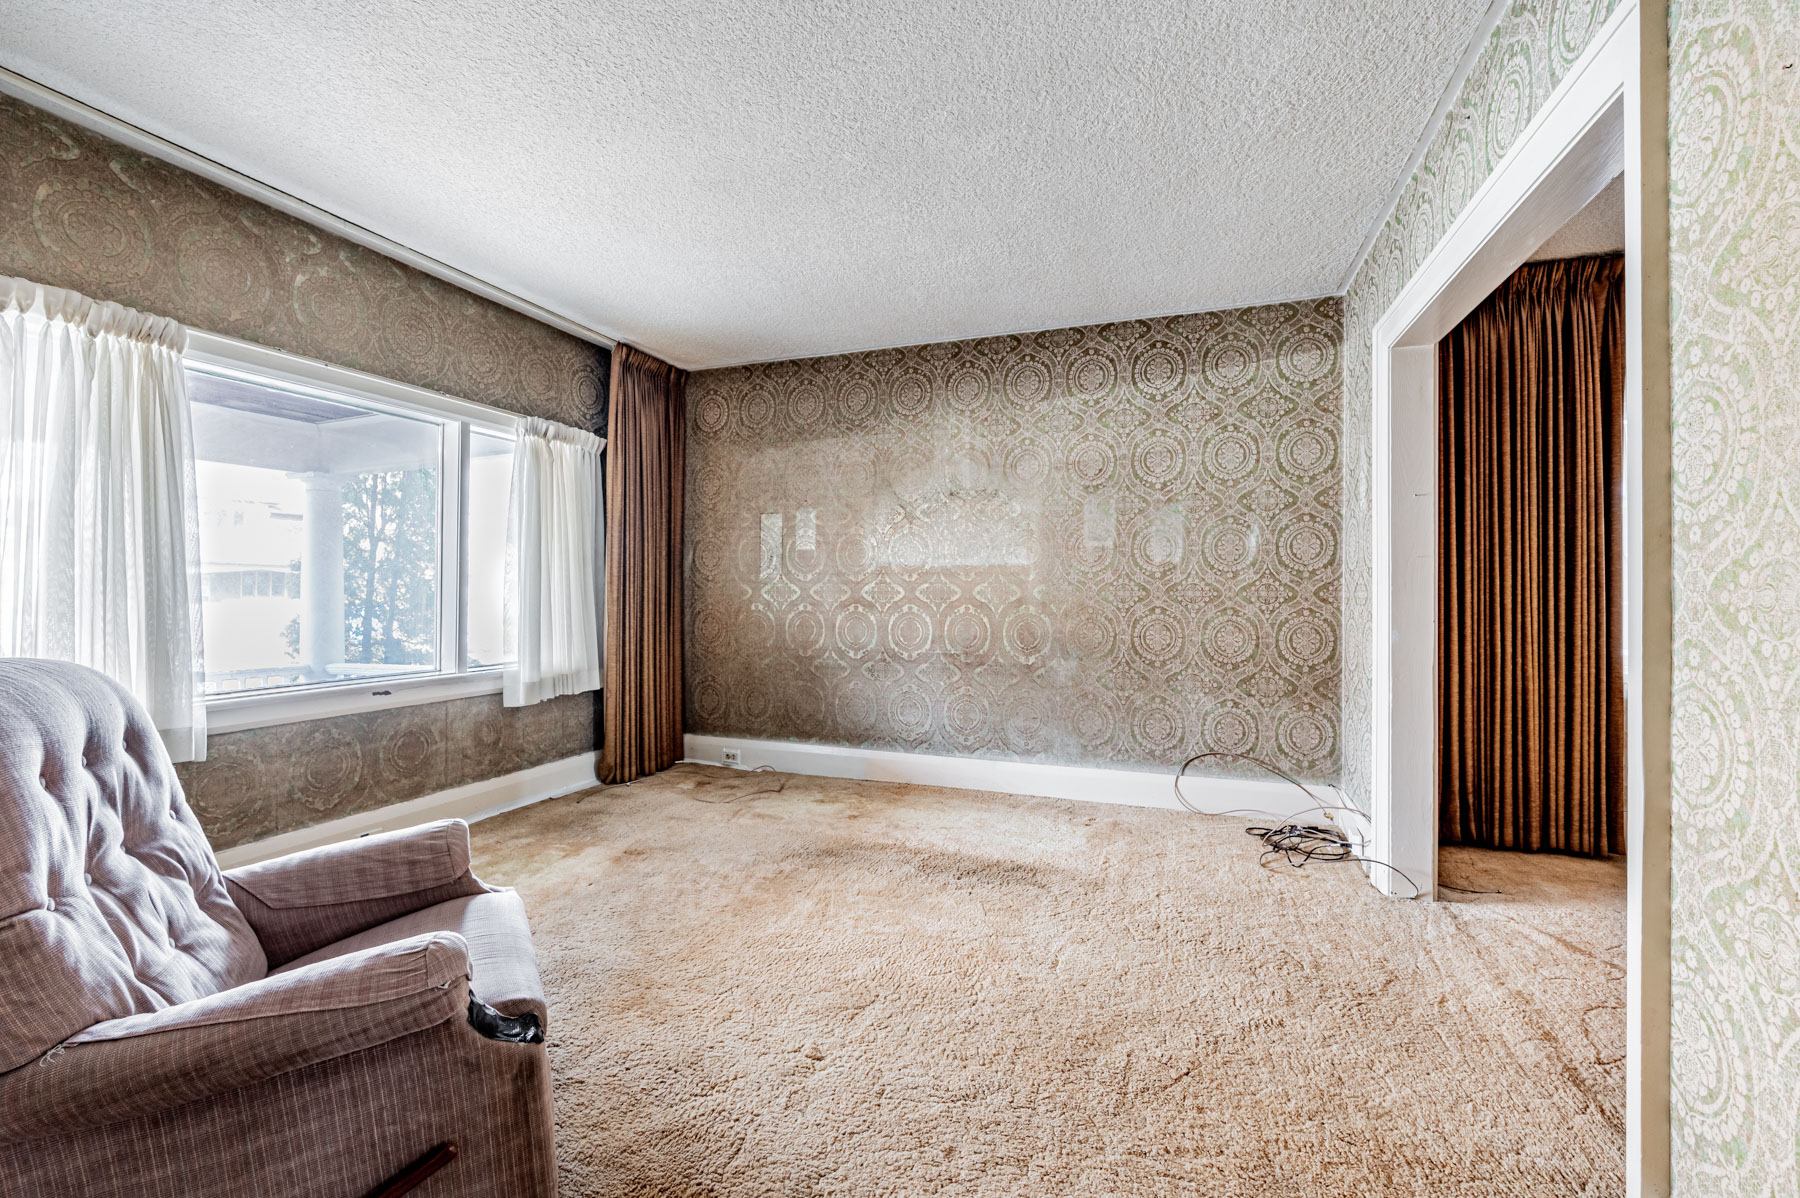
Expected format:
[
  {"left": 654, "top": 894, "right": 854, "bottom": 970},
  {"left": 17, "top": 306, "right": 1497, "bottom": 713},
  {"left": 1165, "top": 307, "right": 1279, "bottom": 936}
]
[
  {"left": 686, "top": 301, "right": 1342, "bottom": 781},
  {"left": 1668, "top": 2, "right": 1800, "bottom": 1191},
  {"left": 180, "top": 693, "right": 594, "bottom": 851},
  {"left": 0, "top": 94, "right": 608, "bottom": 849},
  {"left": 1339, "top": 0, "right": 1623, "bottom": 816},
  {"left": 0, "top": 93, "right": 603, "bottom": 429}
]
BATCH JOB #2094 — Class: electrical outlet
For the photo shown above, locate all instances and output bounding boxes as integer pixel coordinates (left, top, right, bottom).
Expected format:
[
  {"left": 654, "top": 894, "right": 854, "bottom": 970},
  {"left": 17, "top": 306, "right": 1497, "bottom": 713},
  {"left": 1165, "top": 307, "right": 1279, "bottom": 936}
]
[{"left": 721, "top": 748, "right": 742, "bottom": 767}]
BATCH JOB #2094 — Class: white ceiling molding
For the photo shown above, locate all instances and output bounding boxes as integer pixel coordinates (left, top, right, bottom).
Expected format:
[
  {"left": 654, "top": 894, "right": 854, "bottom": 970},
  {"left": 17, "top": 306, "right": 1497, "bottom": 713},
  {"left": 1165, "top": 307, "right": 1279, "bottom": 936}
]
[
  {"left": 3, "top": 1, "right": 1496, "bottom": 369},
  {"left": 0, "top": 66, "right": 619, "bottom": 352}
]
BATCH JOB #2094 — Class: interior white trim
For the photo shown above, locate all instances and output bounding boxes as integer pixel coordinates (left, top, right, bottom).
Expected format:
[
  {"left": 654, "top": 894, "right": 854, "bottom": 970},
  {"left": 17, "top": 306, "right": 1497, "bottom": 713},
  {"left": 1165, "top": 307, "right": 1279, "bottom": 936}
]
[
  {"left": 0, "top": 65, "right": 618, "bottom": 353},
  {"left": 1364, "top": 2, "right": 1670, "bottom": 1191},
  {"left": 185, "top": 328, "right": 521, "bottom": 432},
  {"left": 189, "top": 326, "right": 526, "bottom": 735},
  {"left": 1369, "top": 0, "right": 1631, "bottom": 894},
  {"left": 206, "top": 670, "right": 505, "bottom": 736},
  {"left": 682, "top": 734, "right": 1358, "bottom": 835},
  {"left": 211, "top": 751, "right": 599, "bottom": 869}
]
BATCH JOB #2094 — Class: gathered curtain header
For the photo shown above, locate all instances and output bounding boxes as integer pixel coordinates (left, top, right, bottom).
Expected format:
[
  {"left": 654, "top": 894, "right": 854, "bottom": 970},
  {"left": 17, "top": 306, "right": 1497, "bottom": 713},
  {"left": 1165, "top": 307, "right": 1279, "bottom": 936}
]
[
  {"left": 515, "top": 415, "right": 603, "bottom": 456},
  {"left": 0, "top": 277, "right": 188, "bottom": 353}
]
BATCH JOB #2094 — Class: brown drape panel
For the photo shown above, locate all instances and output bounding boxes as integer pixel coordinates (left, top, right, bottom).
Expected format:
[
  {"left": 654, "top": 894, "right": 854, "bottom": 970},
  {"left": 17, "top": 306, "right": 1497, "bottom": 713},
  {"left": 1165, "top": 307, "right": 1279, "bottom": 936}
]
[
  {"left": 600, "top": 344, "right": 687, "bottom": 784},
  {"left": 1438, "top": 254, "right": 1625, "bottom": 857}
]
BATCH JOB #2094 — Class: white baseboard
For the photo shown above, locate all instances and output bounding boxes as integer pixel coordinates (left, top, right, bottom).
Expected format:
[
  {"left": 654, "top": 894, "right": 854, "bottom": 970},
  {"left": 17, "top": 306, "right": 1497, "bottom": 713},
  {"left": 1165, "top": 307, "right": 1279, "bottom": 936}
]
[
  {"left": 213, "top": 740, "right": 1363, "bottom": 872},
  {"left": 212, "top": 752, "right": 601, "bottom": 869},
  {"left": 682, "top": 734, "right": 1349, "bottom": 825}
]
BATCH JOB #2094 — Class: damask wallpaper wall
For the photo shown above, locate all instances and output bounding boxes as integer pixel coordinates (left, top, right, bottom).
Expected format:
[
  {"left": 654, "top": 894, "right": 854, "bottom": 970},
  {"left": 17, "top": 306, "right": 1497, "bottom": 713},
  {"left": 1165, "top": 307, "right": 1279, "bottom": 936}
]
[
  {"left": 0, "top": 92, "right": 605, "bottom": 850},
  {"left": 1339, "top": 0, "right": 1624, "bottom": 816},
  {"left": 1667, "top": 2, "right": 1800, "bottom": 1191},
  {"left": 684, "top": 301, "right": 1342, "bottom": 780}
]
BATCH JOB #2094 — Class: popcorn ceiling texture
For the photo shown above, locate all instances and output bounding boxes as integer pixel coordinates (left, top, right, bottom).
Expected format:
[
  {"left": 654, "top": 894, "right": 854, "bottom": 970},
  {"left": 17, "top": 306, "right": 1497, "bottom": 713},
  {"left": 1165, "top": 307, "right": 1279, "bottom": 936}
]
[
  {"left": 1667, "top": 1, "right": 1800, "bottom": 1191},
  {"left": 1339, "top": 0, "right": 1624, "bottom": 818},
  {"left": 0, "top": 92, "right": 606, "bottom": 851},
  {"left": 685, "top": 302, "right": 1341, "bottom": 781},
  {"left": 1, "top": 0, "right": 1490, "bottom": 368},
  {"left": 1528, "top": 172, "right": 1626, "bottom": 261}
]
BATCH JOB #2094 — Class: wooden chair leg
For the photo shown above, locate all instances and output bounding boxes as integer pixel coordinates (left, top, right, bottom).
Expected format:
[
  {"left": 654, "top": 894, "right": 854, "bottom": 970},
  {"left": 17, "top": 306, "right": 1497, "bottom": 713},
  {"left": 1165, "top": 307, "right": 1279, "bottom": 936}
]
[{"left": 364, "top": 1142, "right": 458, "bottom": 1198}]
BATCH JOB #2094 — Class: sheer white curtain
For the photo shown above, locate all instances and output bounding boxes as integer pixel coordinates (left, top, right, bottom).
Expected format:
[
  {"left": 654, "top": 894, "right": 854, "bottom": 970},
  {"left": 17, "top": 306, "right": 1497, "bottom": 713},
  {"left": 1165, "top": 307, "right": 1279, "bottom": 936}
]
[
  {"left": 504, "top": 416, "right": 605, "bottom": 707},
  {"left": 0, "top": 277, "right": 206, "bottom": 760}
]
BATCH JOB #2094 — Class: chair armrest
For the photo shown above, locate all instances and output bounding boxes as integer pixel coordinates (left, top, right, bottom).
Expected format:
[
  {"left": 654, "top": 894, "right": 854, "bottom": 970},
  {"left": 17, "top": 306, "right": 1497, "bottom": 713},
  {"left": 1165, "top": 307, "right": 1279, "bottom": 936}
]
[
  {"left": 225, "top": 819, "right": 495, "bottom": 966},
  {"left": 0, "top": 932, "right": 472, "bottom": 1142}
]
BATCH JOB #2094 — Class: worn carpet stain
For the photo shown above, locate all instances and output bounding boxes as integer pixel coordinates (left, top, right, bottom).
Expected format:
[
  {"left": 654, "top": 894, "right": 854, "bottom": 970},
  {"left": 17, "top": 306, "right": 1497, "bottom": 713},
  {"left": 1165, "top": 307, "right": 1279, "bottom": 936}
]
[{"left": 471, "top": 764, "right": 1625, "bottom": 1197}]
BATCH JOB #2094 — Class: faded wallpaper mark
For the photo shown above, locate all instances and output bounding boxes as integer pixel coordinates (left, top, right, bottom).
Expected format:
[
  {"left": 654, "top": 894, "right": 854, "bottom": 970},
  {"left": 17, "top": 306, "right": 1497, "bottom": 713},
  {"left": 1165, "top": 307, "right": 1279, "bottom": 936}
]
[
  {"left": 1340, "top": 0, "right": 1622, "bottom": 814},
  {"left": 0, "top": 93, "right": 606, "bottom": 851},
  {"left": 686, "top": 301, "right": 1342, "bottom": 780},
  {"left": 1668, "top": 1, "right": 1800, "bottom": 1192}
]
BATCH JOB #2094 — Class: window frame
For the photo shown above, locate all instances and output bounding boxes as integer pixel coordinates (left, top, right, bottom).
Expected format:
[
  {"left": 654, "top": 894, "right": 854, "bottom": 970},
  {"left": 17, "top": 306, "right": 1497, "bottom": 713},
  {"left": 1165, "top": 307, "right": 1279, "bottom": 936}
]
[{"left": 187, "top": 329, "right": 519, "bottom": 734}]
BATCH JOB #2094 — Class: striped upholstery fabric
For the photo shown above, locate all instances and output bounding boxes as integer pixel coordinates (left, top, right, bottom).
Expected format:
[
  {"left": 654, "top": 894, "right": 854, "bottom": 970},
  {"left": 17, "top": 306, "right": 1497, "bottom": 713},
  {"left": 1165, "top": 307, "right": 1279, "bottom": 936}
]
[
  {"left": 0, "top": 932, "right": 471, "bottom": 1140},
  {"left": 0, "top": 998, "right": 557, "bottom": 1197},
  {"left": 226, "top": 819, "right": 494, "bottom": 966},
  {"left": 0, "top": 660, "right": 556, "bottom": 1197},
  {"left": 0, "top": 660, "right": 265, "bottom": 1074},
  {"left": 276, "top": 890, "right": 548, "bottom": 1023}
]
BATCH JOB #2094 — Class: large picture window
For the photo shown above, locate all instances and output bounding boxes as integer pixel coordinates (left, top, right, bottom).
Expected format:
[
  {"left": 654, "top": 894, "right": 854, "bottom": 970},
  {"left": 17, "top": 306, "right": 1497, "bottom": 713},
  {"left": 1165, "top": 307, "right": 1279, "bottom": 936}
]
[{"left": 184, "top": 333, "right": 521, "bottom": 729}]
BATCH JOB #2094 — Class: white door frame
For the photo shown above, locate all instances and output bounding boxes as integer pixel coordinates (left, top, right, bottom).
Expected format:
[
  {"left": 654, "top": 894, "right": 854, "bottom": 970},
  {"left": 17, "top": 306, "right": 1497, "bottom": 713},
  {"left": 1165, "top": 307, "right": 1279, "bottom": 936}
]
[{"left": 1366, "top": 2, "right": 1670, "bottom": 1192}]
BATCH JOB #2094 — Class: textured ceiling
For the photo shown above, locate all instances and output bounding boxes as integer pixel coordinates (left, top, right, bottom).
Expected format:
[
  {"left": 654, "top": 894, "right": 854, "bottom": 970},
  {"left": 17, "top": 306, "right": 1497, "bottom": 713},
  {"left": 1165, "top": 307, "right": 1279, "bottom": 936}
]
[
  {"left": 3, "top": 1, "right": 1493, "bottom": 369},
  {"left": 1529, "top": 174, "right": 1626, "bottom": 262}
]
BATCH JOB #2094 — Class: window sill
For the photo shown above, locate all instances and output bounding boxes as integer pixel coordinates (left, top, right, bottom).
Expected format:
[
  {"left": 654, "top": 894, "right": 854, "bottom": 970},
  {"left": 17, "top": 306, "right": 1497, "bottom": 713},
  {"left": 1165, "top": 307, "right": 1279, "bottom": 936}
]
[{"left": 206, "top": 669, "right": 508, "bottom": 735}]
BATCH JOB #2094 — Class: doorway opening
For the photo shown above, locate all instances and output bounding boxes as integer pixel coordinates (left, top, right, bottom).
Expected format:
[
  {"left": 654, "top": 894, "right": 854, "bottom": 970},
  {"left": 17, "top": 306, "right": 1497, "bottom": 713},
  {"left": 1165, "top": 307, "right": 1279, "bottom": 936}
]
[
  {"left": 1364, "top": 2, "right": 1669, "bottom": 1190},
  {"left": 1438, "top": 177, "right": 1627, "bottom": 868}
]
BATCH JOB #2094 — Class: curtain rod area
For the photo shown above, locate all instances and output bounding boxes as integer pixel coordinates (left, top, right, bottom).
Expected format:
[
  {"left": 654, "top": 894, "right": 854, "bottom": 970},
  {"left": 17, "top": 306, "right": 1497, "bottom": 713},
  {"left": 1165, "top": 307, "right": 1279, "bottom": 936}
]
[{"left": 0, "top": 65, "right": 619, "bottom": 353}]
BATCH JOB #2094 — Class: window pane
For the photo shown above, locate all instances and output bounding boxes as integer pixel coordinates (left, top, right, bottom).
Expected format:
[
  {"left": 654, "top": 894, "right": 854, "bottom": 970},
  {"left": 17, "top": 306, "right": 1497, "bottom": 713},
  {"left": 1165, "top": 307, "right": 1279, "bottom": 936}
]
[
  {"left": 466, "top": 429, "right": 514, "bottom": 668},
  {"left": 188, "top": 367, "right": 443, "bottom": 695}
]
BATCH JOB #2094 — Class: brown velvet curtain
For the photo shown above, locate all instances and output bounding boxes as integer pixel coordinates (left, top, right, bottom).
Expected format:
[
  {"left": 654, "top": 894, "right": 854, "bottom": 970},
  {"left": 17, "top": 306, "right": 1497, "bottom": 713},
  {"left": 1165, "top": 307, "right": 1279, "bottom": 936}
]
[
  {"left": 600, "top": 344, "right": 687, "bottom": 784},
  {"left": 1438, "top": 254, "right": 1625, "bottom": 857}
]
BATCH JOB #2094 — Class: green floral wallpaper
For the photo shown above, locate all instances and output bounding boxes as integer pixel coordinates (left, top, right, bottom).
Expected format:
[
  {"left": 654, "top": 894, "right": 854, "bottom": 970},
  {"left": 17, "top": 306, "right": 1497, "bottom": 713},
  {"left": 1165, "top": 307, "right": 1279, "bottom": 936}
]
[
  {"left": 1340, "top": 0, "right": 1623, "bottom": 816},
  {"left": 685, "top": 301, "right": 1342, "bottom": 780},
  {"left": 1342, "top": 0, "right": 1799, "bottom": 1188},
  {"left": 0, "top": 93, "right": 604, "bottom": 850},
  {"left": 1668, "top": 1, "right": 1800, "bottom": 1191}
]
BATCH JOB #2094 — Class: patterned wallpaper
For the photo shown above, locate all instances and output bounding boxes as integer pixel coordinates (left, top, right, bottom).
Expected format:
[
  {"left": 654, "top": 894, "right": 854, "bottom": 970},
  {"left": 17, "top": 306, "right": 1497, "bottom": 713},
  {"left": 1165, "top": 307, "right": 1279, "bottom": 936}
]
[
  {"left": 0, "top": 92, "right": 606, "bottom": 850},
  {"left": 183, "top": 693, "right": 592, "bottom": 850},
  {"left": 1668, "top": 2, "right": 1800, "bottom": 1191},
  {"left": 0, "top": 94, "right": 603, "bottom": 428},
  {"left": 685, "top": 301, "right": 1342, "bottom": 781},
  {"left": 1339, "top": 0, "right": 1623, "bottom": 815}
]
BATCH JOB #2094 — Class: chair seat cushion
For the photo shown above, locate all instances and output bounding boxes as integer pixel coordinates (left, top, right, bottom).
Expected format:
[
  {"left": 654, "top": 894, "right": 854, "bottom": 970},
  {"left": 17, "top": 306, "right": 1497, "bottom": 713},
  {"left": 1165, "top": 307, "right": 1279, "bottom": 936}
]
[{"left": 273, "top": 889, "right": 546, "bottom": 1026}]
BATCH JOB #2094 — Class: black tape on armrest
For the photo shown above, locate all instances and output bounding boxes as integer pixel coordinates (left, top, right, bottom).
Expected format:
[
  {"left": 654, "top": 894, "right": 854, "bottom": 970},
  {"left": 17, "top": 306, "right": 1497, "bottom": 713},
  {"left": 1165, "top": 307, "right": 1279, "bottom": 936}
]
[{"left": 467, "top": 996, "right": 545, "bottom": 1044}]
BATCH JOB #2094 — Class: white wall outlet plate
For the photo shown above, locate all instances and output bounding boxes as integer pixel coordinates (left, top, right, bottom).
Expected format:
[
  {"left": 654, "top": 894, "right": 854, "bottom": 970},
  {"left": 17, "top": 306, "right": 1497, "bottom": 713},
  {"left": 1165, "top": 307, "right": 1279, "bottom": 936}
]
[{"left": 721, "top": 748, "right": 742, "bottom": 767}]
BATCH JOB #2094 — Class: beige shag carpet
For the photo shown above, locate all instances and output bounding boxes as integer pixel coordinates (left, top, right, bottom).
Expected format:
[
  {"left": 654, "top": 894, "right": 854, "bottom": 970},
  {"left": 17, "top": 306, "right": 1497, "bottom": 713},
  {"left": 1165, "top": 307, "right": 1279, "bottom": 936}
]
[{"left": 470, "top": 764, "right": 1625, "bottom": 1197}]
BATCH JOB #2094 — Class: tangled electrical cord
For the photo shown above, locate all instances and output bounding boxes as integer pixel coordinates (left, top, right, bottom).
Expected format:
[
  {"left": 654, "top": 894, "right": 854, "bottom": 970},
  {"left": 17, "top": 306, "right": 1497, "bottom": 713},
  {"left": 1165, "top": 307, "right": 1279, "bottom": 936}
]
[{"left": 1174, "top": 750, "right": 1431, "bottom": 899}]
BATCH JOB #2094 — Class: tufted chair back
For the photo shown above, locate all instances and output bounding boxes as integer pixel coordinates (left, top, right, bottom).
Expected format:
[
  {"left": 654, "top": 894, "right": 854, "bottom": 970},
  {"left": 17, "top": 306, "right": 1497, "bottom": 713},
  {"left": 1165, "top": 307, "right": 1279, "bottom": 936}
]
[{"left": 0, "top": 659, "right": 266, "bottom": 1073}]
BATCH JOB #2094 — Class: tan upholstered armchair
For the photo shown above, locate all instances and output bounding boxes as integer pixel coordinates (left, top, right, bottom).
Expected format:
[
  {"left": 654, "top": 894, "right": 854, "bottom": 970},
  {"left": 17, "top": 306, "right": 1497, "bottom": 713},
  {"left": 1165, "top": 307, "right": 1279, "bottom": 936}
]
[{"left": 0, "top": 659, "right": 557, "bottom": 1197}]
